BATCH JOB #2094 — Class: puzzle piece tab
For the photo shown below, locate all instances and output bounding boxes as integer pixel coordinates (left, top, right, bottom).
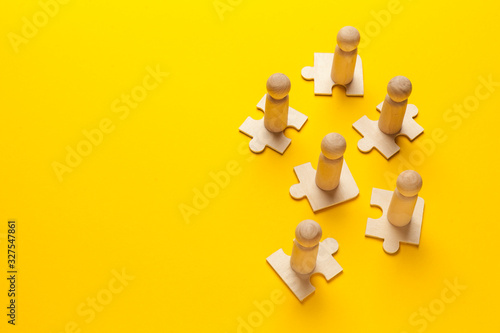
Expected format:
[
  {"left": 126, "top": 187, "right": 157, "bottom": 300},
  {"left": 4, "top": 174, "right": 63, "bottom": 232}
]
[
  {"left": 266, "top": 237, "right": 342, "bottom": 301},
  {"left": 353, "top": 102, "right": 424, "bottom": 159},
  {"left": 301, "top": 53, "right": 364, "bottom": 96},
  {"left": 289, "top": 161, "right": 359, "bottom": 212},
  {"left": 365, "top": 188, "right": 425, "bottom": 254},
  {"left": 239, "top": 95, "right": 307, "bottom": 154}
]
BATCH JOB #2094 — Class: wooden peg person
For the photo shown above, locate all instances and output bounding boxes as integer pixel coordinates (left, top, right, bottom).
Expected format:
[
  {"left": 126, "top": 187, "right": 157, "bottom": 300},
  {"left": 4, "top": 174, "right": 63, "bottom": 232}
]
[
  {"left": 378, "top": 76, "right": 413, "bottom": 134},
  {"left": 315, "top": 133, "right": 346, "bottom": 191},
  {"left": 387, "top": 170, "right": 423, "bottom": 227},
  {"left": 331, "top": 26, "right": 360, "bottom": 86},
  {"left": 264, "top": 73, "right": 291, "bottom": 133},
  {"left": 290, "top": 220, "right": 322, "bottom": 275}
]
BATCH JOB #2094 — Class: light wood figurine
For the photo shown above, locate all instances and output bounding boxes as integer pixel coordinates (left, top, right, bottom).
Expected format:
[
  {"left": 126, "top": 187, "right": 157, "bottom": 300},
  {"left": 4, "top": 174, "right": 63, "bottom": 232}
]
[
  {"left": 378, "top": 76, "right": 412, "bottom": 134},
  {"left": 315, "top": 133, "right": 346, "bottom": 191},
  {"left": 365, "top": 170, "right": 425, "bottom": 254},
  {"left": 264, "top": 73, "right": 291, "bottom": 133},
  {"left": 267, "top": 220, "right": 343, "bottom": 301},
  {"left": 290, "top": 133, "right": 359, "bottom": 212},
  {"left": 353, "top": 76, "right": 424, "bottom": 159},
  {"left": 239, "top": 73, "right": 307, "bottom": 154},
  {"left": 331, "top": 26, "right": 360, "bottom": 86},
  {"left": 301, "top": 26, "right": 364, "bottom": 96}
]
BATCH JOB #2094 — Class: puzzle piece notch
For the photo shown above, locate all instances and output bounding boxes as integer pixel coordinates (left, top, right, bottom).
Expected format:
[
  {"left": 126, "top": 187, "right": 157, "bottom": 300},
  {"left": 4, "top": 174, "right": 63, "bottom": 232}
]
[
  {"left": 289, "top": 161, "right": 359, "bottom": 212},
  {"left": 266, "top": 237, "right": 342, "bottom": 302},
  {"left": 301, "top": 53, "right": 364, "bottom": 96},
  {"left": 365, "top": 188, "right": 425, "bottom": 254},
  {"left": 353, "top": 102, "right": 423, "bottom": 159},
  {"left": 239, "top": 95, "right": 307, "bottom": 154}
]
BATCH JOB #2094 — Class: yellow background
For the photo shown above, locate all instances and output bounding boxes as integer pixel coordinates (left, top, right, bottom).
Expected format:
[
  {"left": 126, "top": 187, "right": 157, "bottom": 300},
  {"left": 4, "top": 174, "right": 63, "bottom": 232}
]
[{"left": 1, "top": 0, "right": 500, "bottom": 332}]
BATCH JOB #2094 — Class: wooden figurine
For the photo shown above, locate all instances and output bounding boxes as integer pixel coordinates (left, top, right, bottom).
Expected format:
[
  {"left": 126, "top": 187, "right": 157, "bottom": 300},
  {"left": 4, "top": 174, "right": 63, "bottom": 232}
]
[
  {"left": 365, "top": 170, "right": 425, "bottom": 253},
  {"left": 315, "top": 133, "right": 346, "bottom": 191},
  {"left": 301, "top": 26, "right": 364, "bottom": 96},
  {"left": 387, "top": 170, "right": 423, "bottom": 226},
  {"left": 239, "top": 73, "right": 307, "bottom": 154},
  {"left": 353, "top": 76, "right": 424, "bottom": 159},
  {"left": 378, "top": 76, "right": 413, "bottom": 134},
  {"left": 267, "top": 220, "right": 342, "bottom": 301},
  {"left": 290, "top": 220, "right": 323, "bottom": 274},
  {"left": 290, "top": 133, "right": 359, "bottom": 212},
  {"left": 264, "top": 73, "right": 291, "bottom": 133},
  {"left": 331, "top": 26, "right": 360, "bottom": 86}
]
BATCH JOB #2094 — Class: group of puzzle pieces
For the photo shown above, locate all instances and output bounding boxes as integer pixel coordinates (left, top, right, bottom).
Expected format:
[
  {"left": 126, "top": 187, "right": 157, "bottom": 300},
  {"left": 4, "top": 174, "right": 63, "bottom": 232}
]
[
  {"left": 239, "top": 48, "right": 425, "bottom": 302},
  {"left": 240, "top": 52, "right": 423, "bottom": 158},
  {"left": 266, "top": 187, "right": 425, "bottom": 301}
]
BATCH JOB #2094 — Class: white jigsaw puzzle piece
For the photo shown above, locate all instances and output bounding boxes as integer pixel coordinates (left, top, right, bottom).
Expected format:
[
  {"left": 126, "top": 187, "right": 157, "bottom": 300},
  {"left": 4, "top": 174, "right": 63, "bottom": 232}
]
[
  {"left": 289, "top": 161, "right": 359, "bottom": 212},
  {"left": 365, "top": 188, "right": 425, "bottom": 254},
  {"left": 301, "top": 53, "right": 364, "bottom": 96},
  {"left": 353, "top": 102, "right": 424, "bottom": 159},
  {"left": 239, "top": 95, "right": 307, "bottom": 154},
  {"left": 266, "top": 237, "right": 342, "bottom": 302}
]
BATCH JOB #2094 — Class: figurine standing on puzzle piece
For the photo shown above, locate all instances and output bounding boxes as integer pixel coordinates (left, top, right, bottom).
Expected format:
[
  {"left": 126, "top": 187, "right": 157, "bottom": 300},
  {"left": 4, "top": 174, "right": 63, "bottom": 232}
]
[
  {"left": 332, "top": 26, "right": 360, "bottom": 87},
  {"left": 316, "top": 133, "right": 347, "bottom": 191},
  {"left": 264, "top": 73, "right": 291, "bottom": 133},
  {"left": 353, "top": 76, "right": 424, "bottom": 159},
  {"left": 301, "top": 26, "right": 364, "bottom": 96},
  {"left": 239, "top": 73, "right": 307, "bottom": 154},
  {"left": 365, "top": 170, "right": 425, "bottom": 254},
  {"left": 267, "top": 220, "right": 342, "bottom": 301},
  {"left": 378, "top": 76, "right": 413, "bottom": 135},
  {"left": 290, "top": 133, "right": 359, "bottom": 212}
]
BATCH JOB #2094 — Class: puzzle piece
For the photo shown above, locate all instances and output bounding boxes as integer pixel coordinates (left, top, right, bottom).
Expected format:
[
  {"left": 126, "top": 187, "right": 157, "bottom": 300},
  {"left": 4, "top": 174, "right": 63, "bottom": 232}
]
[
  {"left": 289, "top": 161, "right": 359, "bottom": 212},
  {"left": 353, "top": 102, "right": 424, "bottom": 159},
  {"left": 365, "top": 188, "right": 425, "bottom": 254},
  {"left": 301, "top": 53, "right": 364, "bottom": 96},
  {"left": 266, "top": 237, "right": 342, "bottom": 301},
  {"left": 239, "top": 95, "right": 307, "bottom": 154}
]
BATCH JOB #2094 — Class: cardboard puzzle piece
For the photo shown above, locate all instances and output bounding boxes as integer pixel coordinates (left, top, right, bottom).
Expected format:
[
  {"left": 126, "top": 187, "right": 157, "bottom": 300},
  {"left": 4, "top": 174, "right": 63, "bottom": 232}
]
[
  {"left": 267, "top": 238, "right": 342, "bottom": 301},
  {"left": 365, "top": 188, "right": 425, "bottom": 254},
  {"left": 353, "top": 102, "right": 424, "bottom": 159},
  {"left": 301, "top": 53, "right": 364, "bottom": 96},
  {"left": 239, "top": 95, "right": 307, "bottom": 154},
  {"left": 289, "top": 161, "right": 359, "bottom": 212}
]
